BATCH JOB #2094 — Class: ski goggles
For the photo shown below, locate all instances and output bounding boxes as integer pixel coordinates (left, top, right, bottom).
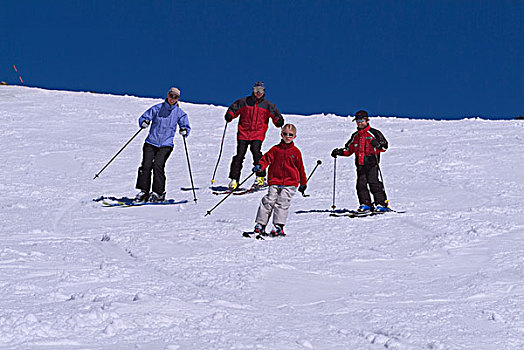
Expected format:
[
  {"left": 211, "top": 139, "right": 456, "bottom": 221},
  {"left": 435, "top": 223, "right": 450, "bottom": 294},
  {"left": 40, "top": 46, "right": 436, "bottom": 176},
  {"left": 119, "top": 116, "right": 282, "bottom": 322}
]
[
  {"left": 168, "top": 93, "right": 179, "bottom": 99},
  {"left": 282, "top": 132, "right": 294, "bottom": 137},
  {"left": 253, "top": 87, "right": 265, "bottom": 94}
]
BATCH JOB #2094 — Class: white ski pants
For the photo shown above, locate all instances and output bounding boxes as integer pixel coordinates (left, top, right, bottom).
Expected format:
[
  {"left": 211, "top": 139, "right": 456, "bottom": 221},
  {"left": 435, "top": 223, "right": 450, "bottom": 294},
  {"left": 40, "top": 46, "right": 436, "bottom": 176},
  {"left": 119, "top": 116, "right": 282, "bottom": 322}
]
[{"left": 256, "top": 185, "right": 297, "bottom": 227}]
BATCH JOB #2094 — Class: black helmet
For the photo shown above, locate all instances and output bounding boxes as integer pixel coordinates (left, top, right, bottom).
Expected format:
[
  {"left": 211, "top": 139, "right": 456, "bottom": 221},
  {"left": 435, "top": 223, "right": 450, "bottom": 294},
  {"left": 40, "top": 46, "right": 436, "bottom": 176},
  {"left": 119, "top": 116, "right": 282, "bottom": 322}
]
[{"left": 352, "top": 110, "right": 369, "bottom": 122}]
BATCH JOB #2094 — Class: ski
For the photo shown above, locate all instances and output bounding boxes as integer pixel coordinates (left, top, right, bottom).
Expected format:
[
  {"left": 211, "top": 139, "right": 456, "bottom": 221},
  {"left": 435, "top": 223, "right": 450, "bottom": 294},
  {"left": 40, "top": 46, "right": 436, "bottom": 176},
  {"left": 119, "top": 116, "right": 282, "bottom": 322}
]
[
  {"left": 102, "top": 199, "right": 188, "bottom": 207},
  {"left": 233, "top": 184, "right": 268, "bottom": 196},
  {"left": 94, "top": 196, "right": 188, "bottom": 207},
  {"left": 210, "top": 185, "right": 247, "bottom": 195},
  {"left": 329, "top": 209, "right": 405, "bottom": 218},
  {"left": 242, "top": 231, "right": 266, "bottom": 240},
  {"left": 295, "top": 208, "right": 353, "bottom": 214},
  {"left": 180, "top": 187, "right": 200, "bottom": 191}
]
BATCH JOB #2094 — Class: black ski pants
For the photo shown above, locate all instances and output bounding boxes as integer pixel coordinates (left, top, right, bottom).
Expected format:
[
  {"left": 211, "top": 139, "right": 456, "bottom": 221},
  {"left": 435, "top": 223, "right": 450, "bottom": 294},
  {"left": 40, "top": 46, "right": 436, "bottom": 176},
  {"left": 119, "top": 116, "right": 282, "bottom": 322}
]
[
  {"left": 355, "top": 163, "right": 387, "bottom": 206},
  {"left": 228, "top": 140, "right": 266, "bottom": 181},
  {"left": 136, "top": 142, "right": 173, "bottom": 195}
]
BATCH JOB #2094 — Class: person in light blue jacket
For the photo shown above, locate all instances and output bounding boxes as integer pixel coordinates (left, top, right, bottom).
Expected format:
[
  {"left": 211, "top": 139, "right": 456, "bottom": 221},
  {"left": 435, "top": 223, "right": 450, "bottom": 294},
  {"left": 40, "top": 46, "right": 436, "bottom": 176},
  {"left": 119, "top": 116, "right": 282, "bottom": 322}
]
[{"left": 135, "top": 87, "right": 191, "bottom": 202}]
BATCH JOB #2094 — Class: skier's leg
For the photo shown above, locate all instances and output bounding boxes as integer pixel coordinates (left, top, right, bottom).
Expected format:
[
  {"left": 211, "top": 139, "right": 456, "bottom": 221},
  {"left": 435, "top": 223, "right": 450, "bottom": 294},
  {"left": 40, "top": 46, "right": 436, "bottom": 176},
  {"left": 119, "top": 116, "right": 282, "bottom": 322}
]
[
  {"left": 136, "top": 143, "right": 156, "bottom": 192},
  {"left": 367, "top": 164, "right": 387, "bottom": 205},
  {"left": 228, "top": 140, "right": 249, "bottom": 181},
  {"left": 250, "top": 140, "right": 266, "bottom": 178},
  {"left": 356, "top": 165, "right": 372, "bottom": 205},
  {"left": 272, "top": 186, "right": 297, "bottom": 226},
  {"left": 255, "top": 185, "right": 279, "bottom": 226},
  {"left": 151, "top": 146, "right": 173, "bottom": 195}
]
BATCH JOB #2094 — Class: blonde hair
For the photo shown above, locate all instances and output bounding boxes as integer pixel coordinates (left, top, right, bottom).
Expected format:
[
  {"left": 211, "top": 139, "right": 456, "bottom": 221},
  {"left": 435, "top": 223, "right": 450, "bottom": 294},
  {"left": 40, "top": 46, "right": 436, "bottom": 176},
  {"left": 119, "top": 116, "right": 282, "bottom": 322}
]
[{"left": 282, "top": 123, "right": 297, "bottom": 135}]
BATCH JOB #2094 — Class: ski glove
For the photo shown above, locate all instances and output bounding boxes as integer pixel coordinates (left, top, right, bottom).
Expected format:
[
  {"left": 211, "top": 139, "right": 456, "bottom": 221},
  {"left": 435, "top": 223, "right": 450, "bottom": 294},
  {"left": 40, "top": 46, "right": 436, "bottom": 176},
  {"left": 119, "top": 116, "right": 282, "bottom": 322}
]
[
  {"left": 225, "top": 113, "right": 233, "bottom": 123},
  {"left": 179, "top": 128, "right": 188, "bottom": 137},
  {"left": 331, "top": 148, "right": 344, "bottom": 158},
  {"left": 141, "top": 120, "right": 150, "bottom": 129},
  {"left": 275, "top": 117, "right": 284, "bottom": 127},
  {"left": 252, "top": 164, "right": 262, "bottom": 172},
  {"left": 370, "top": 139, "right": 380, "bottom": 148},
  {"left": 298, "top": 184, "right": 307, "bottom": 194}
]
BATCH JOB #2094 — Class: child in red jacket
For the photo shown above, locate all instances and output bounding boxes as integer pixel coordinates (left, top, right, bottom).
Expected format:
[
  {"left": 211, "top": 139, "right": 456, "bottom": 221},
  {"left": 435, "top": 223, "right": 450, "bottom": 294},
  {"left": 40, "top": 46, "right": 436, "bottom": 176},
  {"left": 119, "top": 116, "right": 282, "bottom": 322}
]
[
  {"left": 331, "top": 110, "right": 389, "bottom": 213},
  {"left": 251, "top": 124, "right": 307, "bottom": 237}
]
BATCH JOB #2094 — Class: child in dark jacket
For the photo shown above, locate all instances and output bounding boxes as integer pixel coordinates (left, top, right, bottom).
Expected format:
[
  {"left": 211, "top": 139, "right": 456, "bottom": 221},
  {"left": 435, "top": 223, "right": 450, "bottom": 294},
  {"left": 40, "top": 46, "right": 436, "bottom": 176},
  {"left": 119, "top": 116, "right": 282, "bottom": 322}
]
[
  {"left": 251, "top": 124, "right": 307, "bottom": 237},
  {"left": 331, "top": 110, "right": 389, "bottom": 212}
]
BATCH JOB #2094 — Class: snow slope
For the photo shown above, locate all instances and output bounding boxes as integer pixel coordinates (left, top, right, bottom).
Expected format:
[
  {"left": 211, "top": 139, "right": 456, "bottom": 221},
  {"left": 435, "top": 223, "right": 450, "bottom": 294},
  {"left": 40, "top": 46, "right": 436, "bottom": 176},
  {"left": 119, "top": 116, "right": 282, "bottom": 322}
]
[{"left": 1, "top": 86, "right": 523, "bottom": 349}]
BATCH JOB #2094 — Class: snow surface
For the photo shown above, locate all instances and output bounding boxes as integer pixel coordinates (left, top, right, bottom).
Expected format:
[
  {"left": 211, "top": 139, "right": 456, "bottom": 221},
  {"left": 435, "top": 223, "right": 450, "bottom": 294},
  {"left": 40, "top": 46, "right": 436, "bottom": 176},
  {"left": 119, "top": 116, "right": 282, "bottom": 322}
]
[{"left": 1, "top": 85, "right": 523, "bottom": 349}]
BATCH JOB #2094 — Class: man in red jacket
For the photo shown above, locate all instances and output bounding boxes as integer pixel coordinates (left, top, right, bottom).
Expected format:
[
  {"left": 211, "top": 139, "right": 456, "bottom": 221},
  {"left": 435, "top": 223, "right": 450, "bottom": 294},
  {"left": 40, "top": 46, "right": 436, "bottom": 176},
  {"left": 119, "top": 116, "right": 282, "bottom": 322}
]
[
  {"left": 225, "top": 81, "right": 284, "bottom": 190},
  {"left": 251, "top": 124, "right": 307, "bottom": 237},
  {"left": 331, "top": 110, "right": 389, "bottom": 213}
]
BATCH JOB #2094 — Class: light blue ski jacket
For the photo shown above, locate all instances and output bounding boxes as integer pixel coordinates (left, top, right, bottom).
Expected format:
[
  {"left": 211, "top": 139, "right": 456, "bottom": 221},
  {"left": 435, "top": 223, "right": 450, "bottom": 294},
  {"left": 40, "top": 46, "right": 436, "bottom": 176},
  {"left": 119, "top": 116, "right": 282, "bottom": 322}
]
[{"left": 138, "top": 100, "right": 191, "bottom": 147}]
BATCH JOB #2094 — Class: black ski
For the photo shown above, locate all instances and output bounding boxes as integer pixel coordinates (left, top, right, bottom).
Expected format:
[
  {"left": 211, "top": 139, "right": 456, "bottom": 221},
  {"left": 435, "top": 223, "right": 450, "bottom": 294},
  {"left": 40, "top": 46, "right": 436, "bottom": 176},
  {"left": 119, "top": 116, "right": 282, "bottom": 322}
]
[
  {"left": 242, "top": 231, "right": 270, "bottom": 240},
  {"left": 330, "top": 209, "right": 405, "bottom": 218}
]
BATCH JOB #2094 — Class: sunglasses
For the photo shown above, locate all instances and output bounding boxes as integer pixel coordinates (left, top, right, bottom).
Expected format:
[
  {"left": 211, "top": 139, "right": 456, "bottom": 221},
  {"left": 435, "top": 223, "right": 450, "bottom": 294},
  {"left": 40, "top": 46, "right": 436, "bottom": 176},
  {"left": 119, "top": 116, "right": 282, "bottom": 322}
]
[
  {"left": 169, "top": 94, "right": 179, "bottom": 99},
  {"left": 282, "top": 132, "right": 294, "bottom": 137},
  {"left": 356, "top": 119, "right": 367, "bottom": 123}
]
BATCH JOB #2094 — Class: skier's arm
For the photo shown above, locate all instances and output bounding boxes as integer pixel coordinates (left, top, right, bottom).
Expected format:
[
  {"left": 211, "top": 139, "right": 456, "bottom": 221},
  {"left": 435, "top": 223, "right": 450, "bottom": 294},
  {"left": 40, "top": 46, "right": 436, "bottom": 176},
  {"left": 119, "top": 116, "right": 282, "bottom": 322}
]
[
  {"left": 138, "top": 104, "right": 159, "bottom": 128},
  {"left": 177, "top": 112, "right": 191, "bottom": 137},
  {"left": 296, "top": 151, "right": 307, "bottom": 186},
  {"left": 225, "top": 98, "right": 244, "bottom": 122},
  {"left": 258, "top": 148, "right": 274, "bottom": 171},
  {"left": 371, "top": 129, "right": 388, "bottom": 151},
  {"left": 269, "top": 104, "right": 284, "bottom": 127}
]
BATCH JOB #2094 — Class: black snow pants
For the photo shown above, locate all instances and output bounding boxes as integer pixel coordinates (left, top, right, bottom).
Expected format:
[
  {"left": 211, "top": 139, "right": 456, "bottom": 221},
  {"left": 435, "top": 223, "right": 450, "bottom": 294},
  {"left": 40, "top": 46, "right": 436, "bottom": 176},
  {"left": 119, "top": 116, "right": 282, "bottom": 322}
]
[
  {"left": 228, "top": 140, "right": 266, "bottom": 181},
  {"left": 356, "top": 163, "right": 387, "bottom": 206},
  {"left": 136, "top": 142, "right": 173, "bottom": 195}
]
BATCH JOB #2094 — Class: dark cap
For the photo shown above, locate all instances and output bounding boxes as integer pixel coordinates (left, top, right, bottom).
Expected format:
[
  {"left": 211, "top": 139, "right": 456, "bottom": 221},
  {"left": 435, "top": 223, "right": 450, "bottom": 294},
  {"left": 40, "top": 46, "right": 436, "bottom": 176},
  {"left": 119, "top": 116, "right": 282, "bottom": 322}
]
[
  {"left": 352, "top": 110, "right": 369, "bottom": 122},
  {"left": 253, "top": 81, "right": 265, "bottom": 89}
]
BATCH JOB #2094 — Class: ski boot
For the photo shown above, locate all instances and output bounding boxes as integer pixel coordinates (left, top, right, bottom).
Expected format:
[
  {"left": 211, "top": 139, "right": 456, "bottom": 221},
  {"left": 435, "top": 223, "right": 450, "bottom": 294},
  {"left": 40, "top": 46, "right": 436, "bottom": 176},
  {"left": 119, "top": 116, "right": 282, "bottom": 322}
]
[
  {"left": 270, "top": 224, "right": 286, "bottom": 237},
  {"left": 135, "top": 190, "right": 149, "bottom": 202},
  {"left": 148, "top": 191, "right": 165, "bottom": 203},
  {"left": 357, "top": 204, "right": 372, "bottom": 213},
  {"left": 228, "top": 179, "right": 238, "bottom": 190},
  {"left": 253, "top": 176, "right": 266, "bottom": 190},
  {"left": 254, "top": 223, "right": 267, "bottom": 236},
  {"left": 374, "top": 204, "right": 389, "bottom": 213}
]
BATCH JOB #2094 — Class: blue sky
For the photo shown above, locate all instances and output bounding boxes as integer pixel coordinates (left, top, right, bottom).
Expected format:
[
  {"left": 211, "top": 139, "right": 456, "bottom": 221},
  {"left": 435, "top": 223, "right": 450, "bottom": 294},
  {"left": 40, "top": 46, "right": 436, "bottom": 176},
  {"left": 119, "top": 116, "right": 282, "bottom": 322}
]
[{"left": 1, "top": 0, "right": 522, "bottom": 119}]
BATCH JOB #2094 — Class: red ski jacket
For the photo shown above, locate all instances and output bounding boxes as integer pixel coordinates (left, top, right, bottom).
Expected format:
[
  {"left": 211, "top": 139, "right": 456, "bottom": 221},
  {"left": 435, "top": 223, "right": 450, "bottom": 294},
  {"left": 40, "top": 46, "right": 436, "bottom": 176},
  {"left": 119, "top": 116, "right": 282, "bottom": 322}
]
[
  {"left": 259, "top": 141, "right": 307, "bottom": 187},
  {"left": 342, "top": 125, "right": 388, "bottom": 165},
  {"left": 225, "top": 94, "right": 284, "bottom": 141}
]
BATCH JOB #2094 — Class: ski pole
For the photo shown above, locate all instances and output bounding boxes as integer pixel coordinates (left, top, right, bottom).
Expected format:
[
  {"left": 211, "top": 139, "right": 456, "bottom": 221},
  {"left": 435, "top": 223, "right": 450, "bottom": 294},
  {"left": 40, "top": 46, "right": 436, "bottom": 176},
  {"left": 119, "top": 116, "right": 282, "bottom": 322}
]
[
  {"left": 331, "top": 157, "right": 337, "bottom": 209},
  {"left": 93, "top": 128, "right": 144, "bottom": 180},
  {"left": 181, "top": 132, "right": 198, "bottom": 203},
  {"left": 301, "top": 159, "right": 322, "bottom": 197},
  {"left": 372, "top": 146, "right": 387, "bottom": 194},
  {"left": 205, "top": 171, "right": 255, "bottom": 216},
  {"left": 211, "top": 123, "right": 228, "bottom": 184}
]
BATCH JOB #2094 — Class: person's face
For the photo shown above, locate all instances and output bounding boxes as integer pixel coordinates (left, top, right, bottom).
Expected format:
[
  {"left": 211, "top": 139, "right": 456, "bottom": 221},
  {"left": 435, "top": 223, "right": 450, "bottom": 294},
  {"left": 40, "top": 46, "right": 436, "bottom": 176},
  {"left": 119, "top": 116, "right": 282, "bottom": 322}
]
[
  {"left": 356, "top": 119, "right": 368, "bottom": 128},
  {"left": 253, "top": 86, "right": 264, "bottom": 99},
  {"left": 281, "top": 128, "right": 296, "bottom": 144},
  {"left": 167, "top": 93, "right": 179, "bottom": 105}
]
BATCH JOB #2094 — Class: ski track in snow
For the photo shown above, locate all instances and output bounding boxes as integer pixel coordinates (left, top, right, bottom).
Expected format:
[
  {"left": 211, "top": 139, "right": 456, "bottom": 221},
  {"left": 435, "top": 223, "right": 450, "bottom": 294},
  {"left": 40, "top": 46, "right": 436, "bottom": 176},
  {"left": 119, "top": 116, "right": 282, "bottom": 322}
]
[{"left": 1, "top": 86, "right": 523, "bottom": 349}]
